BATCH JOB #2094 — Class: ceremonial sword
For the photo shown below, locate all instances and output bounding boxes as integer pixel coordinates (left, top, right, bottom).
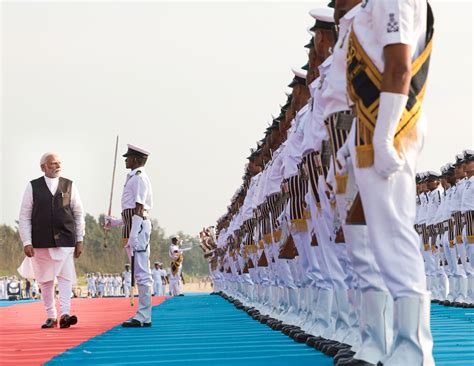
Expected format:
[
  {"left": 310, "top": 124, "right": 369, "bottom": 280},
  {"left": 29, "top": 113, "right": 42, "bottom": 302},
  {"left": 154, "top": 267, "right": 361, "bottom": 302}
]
[{"left": 104, "top": 135, "right": 119, "bottom": 248}]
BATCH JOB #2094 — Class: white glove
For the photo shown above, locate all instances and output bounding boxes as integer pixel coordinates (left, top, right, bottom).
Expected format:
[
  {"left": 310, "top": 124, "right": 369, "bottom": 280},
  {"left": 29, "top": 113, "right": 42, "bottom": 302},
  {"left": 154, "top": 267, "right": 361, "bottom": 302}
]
[
  {"left": 104, "top": 215, "right": 123, "bottom": 228},
  {"left": 373, "top": 92, "right": 407, "bottom": 178},
  {"left": 336, "top": 140, "right": 351, "bottom": 177},
  {"left": 127, "top": 215, "right": 143, "bottom": 250}
]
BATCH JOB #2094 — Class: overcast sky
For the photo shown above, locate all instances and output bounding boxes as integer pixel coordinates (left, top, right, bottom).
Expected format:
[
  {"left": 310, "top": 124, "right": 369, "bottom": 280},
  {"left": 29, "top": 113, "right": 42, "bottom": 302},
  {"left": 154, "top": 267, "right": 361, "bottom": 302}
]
[{"left": 1, "top": 1, "right": 473, "bottom": 239}]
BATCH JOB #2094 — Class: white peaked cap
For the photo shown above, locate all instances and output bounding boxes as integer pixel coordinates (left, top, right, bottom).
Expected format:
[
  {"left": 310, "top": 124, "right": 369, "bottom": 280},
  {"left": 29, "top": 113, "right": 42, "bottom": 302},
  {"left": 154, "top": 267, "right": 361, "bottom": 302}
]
[
  {"left": 123, "top": 144, "right": 151, "bottom": 157},
  {"left": 292, "top": 68, "right": 307, "bottom": 79},
  {"left": 309, "top": 7, "right": 334, "bottom": 22}
]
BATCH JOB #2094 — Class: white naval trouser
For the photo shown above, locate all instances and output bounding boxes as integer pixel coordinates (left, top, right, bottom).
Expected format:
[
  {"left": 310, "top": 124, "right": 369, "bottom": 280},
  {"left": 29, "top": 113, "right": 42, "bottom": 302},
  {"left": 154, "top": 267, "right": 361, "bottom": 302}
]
[
  {"left": 169, "top": 274, "right": 182, "bottom": 296},
  {"left": 349, "top": 118, "right": 427, "bottom": 298},
  {"left": 153, "top": 279, "right": 163, "bottom": 296},
  {"left": 125, "top": 219, "right": 153, "bottom": 287},
  {"left": 124, "top": 282, "right": 131, "bottom": 297},
  {"left": 125, "top": 218, "right": 153, "bottom": 323}
]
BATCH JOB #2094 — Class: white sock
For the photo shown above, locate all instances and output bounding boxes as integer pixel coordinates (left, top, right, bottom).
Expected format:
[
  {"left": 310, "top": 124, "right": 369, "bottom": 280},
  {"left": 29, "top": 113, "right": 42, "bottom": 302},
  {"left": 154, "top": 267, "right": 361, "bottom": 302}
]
[
  {"left": 58, "top": 277, "right": 72, "bottom": 317},
  {"left": 40, "top": 280, "right": 57, "bottom": 319}
]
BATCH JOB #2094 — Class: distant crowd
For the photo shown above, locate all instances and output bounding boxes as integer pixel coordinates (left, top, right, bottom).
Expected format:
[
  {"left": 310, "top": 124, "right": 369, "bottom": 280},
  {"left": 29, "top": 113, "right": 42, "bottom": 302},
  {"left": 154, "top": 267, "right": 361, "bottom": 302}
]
[
  {"left": 0, "top": 276, "right": 40, "bottom": 300},
  {"left": 1, "top": 262, "right": 213, "bottom": 302}
]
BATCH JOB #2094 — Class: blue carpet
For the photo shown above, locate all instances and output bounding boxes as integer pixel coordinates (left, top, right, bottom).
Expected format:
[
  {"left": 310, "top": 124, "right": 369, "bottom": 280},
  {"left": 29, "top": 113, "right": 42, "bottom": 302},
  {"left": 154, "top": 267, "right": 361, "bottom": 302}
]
[
  {"left": 430, "top": 305, "right": 474, "bottom": 365},
  {"left": 47, "top": 294, "right": 333, "bottom": 365},
  {"left": 0, "top": 299, "right": 38, "bottom": 307},
  {"left": 46, "top": 296, "right": 474, "bottom": 365}
]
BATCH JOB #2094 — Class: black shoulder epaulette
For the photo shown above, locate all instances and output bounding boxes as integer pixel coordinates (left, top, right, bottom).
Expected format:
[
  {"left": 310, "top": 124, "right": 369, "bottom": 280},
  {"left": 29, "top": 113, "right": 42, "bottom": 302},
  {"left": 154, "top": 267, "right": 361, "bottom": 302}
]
[{"left": 136, "top": 170, "right": 142, "bottom": 176}]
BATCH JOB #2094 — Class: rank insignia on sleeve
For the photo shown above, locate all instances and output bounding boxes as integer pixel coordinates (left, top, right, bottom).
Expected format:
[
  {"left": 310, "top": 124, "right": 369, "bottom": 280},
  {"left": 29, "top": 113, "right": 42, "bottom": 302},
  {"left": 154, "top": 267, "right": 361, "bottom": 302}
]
[{"left": 387, "top": 13, "right": 399, "bottom": 33}]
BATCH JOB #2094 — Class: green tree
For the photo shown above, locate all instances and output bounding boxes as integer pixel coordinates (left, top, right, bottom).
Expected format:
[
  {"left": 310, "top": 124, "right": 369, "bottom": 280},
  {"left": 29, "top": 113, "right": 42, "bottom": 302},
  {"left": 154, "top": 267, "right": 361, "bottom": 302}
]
[{"left": 0, "top": 214, "right": 209, "bottom": 277}]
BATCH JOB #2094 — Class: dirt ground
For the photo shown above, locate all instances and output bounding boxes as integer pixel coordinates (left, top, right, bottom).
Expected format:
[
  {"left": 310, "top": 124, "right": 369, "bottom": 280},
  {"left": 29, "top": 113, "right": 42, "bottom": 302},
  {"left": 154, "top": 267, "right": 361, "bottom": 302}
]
[
  {"left": 181, "top": 281, "right": 213, "bottom": 293},
  {"left": 75, "top": 281, "right": 213, "bottom": 296}
]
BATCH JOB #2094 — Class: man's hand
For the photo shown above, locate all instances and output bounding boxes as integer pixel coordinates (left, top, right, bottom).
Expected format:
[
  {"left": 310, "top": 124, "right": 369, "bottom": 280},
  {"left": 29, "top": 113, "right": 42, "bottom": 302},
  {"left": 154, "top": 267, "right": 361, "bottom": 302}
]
[
  {"left": 24, "top": 245, "right": 35, "bottom": 257},
  {"left": 336, "top": 141, "right": 351, "bottom": 177},
  {"left": 104, "top": 215, "right": 123, "bottom": 229},
  {"left": 74, "top": 241, "right": 83, "bottom": 258}
]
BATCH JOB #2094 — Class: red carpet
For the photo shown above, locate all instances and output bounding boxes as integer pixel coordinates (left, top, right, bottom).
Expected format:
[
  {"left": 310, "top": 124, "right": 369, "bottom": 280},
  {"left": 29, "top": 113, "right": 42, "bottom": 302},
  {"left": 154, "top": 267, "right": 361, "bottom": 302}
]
[{"left": 0, "top": 296, "right": 168, "bottom": 365}]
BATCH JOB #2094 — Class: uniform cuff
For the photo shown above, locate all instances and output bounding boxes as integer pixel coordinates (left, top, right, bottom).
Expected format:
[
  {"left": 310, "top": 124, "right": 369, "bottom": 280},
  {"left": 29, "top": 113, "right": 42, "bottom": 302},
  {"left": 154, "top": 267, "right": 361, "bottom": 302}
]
[
  {"left": 23, "top": 241, "right": 32, "bottom": 247},
  {"left": 76, "top": 236, "right": 84, "bottom": 242}
]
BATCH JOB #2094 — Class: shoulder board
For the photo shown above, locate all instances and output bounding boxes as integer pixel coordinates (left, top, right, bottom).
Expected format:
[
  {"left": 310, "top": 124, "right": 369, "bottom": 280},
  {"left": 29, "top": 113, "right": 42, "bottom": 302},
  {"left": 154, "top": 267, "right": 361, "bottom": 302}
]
[{"left": 136, "top": 170, "right": 142, "bottom": 176}]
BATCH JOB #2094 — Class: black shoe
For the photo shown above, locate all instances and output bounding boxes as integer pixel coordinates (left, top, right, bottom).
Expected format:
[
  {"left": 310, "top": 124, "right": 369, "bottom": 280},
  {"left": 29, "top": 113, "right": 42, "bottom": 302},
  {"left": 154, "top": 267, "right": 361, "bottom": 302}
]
[
  {"left": 41, "top": 318, "right": 57, "bottom": 329},
  {"left": 315, "top": 340, "right": 338, "bottom": 351},
  {"left": 59, "top": 314, "right": 78, "bottom": 328},
  {"left": 178, "top": 294, "right": 184, "bottom": 296},
  {"left": 337, "top": 357, "right": 376, "bottom": 366},
  {"left": 121, "top": 318, "right": 152, "bottom": 327},
  {"left": 293, "top": 332, "right": 311, "bottom": 343},
  {"left": 282, "top": 326, "right": 298, "bottom": 336},
  {"left": 334, "top": 349, "right": 355, "bottom": 363},
  {"left": 324, "top": 343, "right": 349, "bottom": 357},
  {"left": 259, "top": 316, "right": 270, "bottom": 324},
  {"left": 306, "top": 336, "right": 324, "bottom": 347},
  {"left": 272, "top": 323, "right": 284, "bottom": 331},
  {"left": 289, "top": 328, "right": 303, "bottom": 338},
  {"left": 440, "top": 300, "right": 451, "bottom": 306}
]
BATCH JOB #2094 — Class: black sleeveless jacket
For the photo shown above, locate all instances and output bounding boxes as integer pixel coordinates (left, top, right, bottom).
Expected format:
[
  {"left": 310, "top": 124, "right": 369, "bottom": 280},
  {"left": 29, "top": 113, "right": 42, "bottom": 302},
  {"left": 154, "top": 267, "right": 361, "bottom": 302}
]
[{"left": 30, "top": 177, "right": 76, "bottom": 248}]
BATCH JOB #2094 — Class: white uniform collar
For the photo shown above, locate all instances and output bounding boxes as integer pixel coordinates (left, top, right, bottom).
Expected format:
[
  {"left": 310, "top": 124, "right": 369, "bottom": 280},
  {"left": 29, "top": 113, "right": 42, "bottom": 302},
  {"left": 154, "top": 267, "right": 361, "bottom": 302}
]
[
  {"left": 341, "top": 3, "right": 361, "bottom": 22},
  {"left": 128, "top": 167, "right": 145, "bottom": 177},
  {"left": 319, "top": 55, "right": 333, "bottom": 70}
]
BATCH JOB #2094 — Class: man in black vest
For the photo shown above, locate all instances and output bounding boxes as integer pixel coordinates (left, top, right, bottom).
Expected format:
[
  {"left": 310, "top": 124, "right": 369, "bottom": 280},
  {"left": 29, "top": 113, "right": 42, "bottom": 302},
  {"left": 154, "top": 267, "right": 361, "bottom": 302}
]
[{"left": 18, "top": 152, "right": 85, "bottom": 328}]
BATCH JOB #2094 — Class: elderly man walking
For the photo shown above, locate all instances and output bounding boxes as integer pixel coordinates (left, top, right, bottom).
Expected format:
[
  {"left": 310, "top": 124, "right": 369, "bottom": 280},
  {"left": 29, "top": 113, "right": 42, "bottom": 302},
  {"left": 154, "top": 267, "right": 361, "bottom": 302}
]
[{"left": 18, "top": 152, "right": 85, "bottom": 328}]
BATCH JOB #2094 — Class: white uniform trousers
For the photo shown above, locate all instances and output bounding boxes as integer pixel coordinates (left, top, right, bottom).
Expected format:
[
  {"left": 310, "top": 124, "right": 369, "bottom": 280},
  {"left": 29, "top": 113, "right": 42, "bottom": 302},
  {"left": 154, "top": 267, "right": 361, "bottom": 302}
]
[
  {"left": 349, "top": 121, "right": 427, "bottom": 298},
  {"left": 153, "top": 279, "right": 163, "bottom": 296}
]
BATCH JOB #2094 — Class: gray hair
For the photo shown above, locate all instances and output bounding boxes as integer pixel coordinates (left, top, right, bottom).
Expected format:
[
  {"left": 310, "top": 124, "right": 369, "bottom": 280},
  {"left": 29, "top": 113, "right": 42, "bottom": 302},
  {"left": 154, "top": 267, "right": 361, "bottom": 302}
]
[{"left": 40, "top": 152, "right": 60, "bottom": 166}]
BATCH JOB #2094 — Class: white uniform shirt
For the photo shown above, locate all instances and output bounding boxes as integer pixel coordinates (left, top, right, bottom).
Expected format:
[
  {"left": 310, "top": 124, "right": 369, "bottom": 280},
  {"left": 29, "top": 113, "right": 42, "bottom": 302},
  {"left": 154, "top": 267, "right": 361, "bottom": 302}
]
[
  {"left": 450, "top": 178, "right": 467, "bottom": 213},
  {"left": 322, "top": 4, "right": 362, "bottom": 118},
  {"left": 152, "top": 268, "right": 161, "bottom": 282},
  {"left": 254, "top": 166, "right": 269, "bottom": 208},
  {"left": 241, "top": 173, "right": 261, "bottom": 221},
  {"left": 461, "top": 176, "right": 474, "bottom": 212},
  {"left": 433, "top": 187, "right": 449, "bottom": 225},
  {"left": 283, "top": 104, "right": 310, "bottom": 179},
  {"left": 216, "top": 227, "right": 227, "bottom": 248},
  {"left": 353, "top": 0, "right": 427, "bottom": 73},
  {"left": 417, "top": 193, "right": 429, "bottom": 225},
  {"left": 19, "top": 176, "right": 85, "bottom": 246},
  {"left": 302, "top": 56, "right": 332, "bottom": 156},
  {"left": 265, "top": 146, "right": 285, "bottom": 196},
  {"left": 426, "top": 186, "right": 443, "bottom": 226},
  {"left": 160, "top": 269, "right": 167, "bottom": 279},
  {"left": 123, "top": 270, "right": 132, "bottom": 284},
  {"left": 121, "top": 168, "right": 153, "bottom": 211}
]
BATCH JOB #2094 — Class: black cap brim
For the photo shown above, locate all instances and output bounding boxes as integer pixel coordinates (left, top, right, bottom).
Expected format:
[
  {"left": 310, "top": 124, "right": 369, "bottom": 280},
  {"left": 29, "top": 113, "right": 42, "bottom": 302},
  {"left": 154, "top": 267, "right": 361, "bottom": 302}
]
[{"left": 123, "top": 148, "right": 148, "bottom": 159}]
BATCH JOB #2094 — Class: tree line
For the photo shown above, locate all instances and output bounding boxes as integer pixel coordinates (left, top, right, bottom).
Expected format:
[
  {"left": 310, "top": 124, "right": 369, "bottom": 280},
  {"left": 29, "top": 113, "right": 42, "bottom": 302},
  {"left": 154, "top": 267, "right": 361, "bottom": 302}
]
[{"left": 0, "top": 214, "right": 209, "bottom": 277}]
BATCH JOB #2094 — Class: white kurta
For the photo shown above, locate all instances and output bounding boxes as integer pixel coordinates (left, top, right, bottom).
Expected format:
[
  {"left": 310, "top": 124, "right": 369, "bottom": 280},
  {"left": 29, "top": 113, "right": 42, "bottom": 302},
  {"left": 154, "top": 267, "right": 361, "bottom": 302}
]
[{"left": 17, "top": 176, "right": 85, "bottom": 284}]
